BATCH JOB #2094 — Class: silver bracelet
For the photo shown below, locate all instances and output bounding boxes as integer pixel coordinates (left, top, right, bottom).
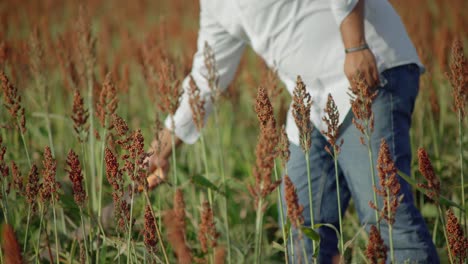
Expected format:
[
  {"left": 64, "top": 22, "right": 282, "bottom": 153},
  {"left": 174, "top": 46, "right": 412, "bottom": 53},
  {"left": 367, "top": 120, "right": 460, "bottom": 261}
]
[{"left": 345, "top": 43, "right": 369, "bottom": 54}]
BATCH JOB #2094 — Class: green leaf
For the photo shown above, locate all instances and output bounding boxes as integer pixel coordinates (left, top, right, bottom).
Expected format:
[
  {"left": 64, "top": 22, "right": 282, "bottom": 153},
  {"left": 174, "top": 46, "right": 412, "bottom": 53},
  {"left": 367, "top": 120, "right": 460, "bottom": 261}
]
[
  {"left": 191, "top": 174, "right": 225, "bottom": 196},
  {"left": 421, "top": 203, "right": 438, "bottom": 218},
  {"left": 271, "top": 241, "right": 286, "bottom": 252},
  {"left": 397, "top": 170, "right": 465, "bottom": 212},
  {"left": 300, "top": 226, "right": 320, "bottom": 242}
]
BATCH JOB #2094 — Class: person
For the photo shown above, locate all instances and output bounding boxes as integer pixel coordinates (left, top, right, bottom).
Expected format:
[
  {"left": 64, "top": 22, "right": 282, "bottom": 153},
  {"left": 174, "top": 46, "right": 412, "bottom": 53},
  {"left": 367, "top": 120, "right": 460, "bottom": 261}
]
[{"left": 147, "top": 0, "right": 439, "bottom": 263}]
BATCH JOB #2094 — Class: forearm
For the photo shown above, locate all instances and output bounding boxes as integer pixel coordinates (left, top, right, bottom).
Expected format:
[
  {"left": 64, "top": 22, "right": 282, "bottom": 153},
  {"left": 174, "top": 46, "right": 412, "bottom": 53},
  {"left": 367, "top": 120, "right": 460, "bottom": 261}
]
[
  {"left": 155, "top": 128, "right": 183, "bottom": 159},
  {"left": 339, "top": 0, "right": 365, "bottom": 49}
]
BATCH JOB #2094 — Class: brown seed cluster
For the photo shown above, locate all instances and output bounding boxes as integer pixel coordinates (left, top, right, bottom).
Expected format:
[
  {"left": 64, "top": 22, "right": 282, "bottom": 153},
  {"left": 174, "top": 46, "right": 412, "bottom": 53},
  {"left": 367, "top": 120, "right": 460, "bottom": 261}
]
[
  {"left": 71, "top": 89, "right": 89, "bottom": 143},
  {"left": 446, "top": 209, "right": 468, "bottom": 262},
  {"left": 188, "top": 75, "right": 206, "bottom": 132},
  {"left": 417, "top": 148, "right": 441, "bottom": 201},
  {"left": 40, "top": 146, "right": 60, "bottom": 204},
  {"left": 0, "top": 71, "right": 26, "bottom": 133},
  {"left": 10, "top": 161, "right": 24, "bottom": 196},
  {"left": 322, "top": 94, "right": 343, "bottom": 155},
  {"left": 198, "top": 201, "right": 220, "bottom": 254},
  {"left": 284, "top": 175, "right": 304, "bottom": 228},
  {"left": 25, "top": 165, "right": 40, "bottom": 213},
  {"left": 248, "top": 87, "right": 282, "bottom": 208},
  {"left": 255, "top": 86, "right": 276, "bottom": 129},
  {"left": 164, "top": 210, "right": 192, "bottom": 264},
  {"left": 96, "top": 73, "right": 119, "bottom": 129},
  {"left": 203, "top": 42, "right": 221, "bottom": 103},
  {"left": 248, "top": 118, "right": 282, "bottom": 208},
  {"left": 156, "top": 56, "right": 182, "bottom": 116},
  {"left": 174, "top": 189, "right": 186, "bottom": 230},
  {"left": 278, "top": 126, "right": 290, "bottom": 169},
  {"left": 447, "top": 39, "right": 467, "bottom": 118},
  {"left": 143, "top": 205, "right": 158, "bottom": 255},
  {"left": 370, "top": 139, "right": 402, "bottom": 225},
  {"left": 0, "top": 137, "right": 10, "bottom": 198},
  {"left": 66, "top": 150, "right": 87, "bottom": 208},
  {"left": 292, "top": 76, "right": 313, "bottom": 152},
  {"left": 365, "top": 225, "right": 387, "bottom": 264},
  {"left": 104, "top": 148, "right": 130, "bottom": 232},
  {"left": 349, "top": 73, "right": 377, "bottom": 144},
  {"left": 165, "top": 189, "right": 192, "bottom": 264}
]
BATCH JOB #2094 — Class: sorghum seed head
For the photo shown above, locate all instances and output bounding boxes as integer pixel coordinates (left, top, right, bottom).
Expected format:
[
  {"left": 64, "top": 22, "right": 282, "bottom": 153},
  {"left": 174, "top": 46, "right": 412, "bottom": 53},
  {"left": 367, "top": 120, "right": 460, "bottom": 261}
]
[
  {"left": 284, "top": 175, "right": 304, "bottom": 228},
  {"left": 366, "top": 225, "right": 387, "bottom": 264},
  {"left": 446, "top": 209, "right": 468, "bottom": 262},
  {"left": 292, "top": 75, "right": 312, "bottom": 152},
  {"left": 417, "top": 148, "right": 441, "bottom": 201},
  {"left": 66, "top": 150, "right": 87, "bottom": 208}
]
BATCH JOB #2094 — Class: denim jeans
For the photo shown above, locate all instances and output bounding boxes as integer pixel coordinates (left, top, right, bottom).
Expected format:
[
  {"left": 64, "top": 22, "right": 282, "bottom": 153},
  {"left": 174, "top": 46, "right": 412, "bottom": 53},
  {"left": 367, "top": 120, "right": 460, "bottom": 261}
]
[{"left": 281, "top": 64, "right": 439, "bottom": 263}]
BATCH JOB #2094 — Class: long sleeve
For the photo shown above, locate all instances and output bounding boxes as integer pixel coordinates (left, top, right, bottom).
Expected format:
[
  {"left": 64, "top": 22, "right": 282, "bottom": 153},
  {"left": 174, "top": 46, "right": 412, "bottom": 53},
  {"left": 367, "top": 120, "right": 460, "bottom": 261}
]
[
  {"left": 330, "top": 0, "right": 359, "bottom": 26},
  {"left": 164, "top": 1, "right": 246, "bottom": 144}
]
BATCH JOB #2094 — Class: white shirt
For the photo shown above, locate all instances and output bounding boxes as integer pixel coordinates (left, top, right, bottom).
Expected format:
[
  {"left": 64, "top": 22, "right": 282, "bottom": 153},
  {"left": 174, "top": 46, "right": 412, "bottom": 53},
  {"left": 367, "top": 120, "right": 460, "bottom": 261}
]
[{"left": 164, "top": 0, "right": 423, "bottom": 146}]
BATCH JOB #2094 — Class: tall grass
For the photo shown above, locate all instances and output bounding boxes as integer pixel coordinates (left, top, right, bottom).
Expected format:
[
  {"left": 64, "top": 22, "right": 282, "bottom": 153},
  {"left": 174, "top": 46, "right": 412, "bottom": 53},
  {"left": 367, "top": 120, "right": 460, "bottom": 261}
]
[{"left": 0, "top": 1, "right": 466, "bottom": 263}]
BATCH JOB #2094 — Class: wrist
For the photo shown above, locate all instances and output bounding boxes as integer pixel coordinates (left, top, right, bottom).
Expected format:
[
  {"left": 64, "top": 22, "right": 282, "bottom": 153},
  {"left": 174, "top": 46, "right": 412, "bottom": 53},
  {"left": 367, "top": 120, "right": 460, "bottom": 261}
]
[{"left": 345, "top": 43, "right": 369, "bottom": 54}]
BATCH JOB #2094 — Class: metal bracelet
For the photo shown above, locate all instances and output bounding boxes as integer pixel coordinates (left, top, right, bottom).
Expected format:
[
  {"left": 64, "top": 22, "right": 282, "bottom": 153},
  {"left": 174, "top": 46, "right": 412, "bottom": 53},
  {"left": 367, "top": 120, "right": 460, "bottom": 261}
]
[{"left": 345, "top": 43, "right": 369, "bottom": 54}]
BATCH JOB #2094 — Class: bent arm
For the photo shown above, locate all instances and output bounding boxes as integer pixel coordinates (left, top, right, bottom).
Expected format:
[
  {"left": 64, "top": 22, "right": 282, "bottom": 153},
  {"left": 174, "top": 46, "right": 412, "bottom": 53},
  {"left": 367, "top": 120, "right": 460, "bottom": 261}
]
[{"left": 163, "top": 1, "right": 246, "bottom": 145}]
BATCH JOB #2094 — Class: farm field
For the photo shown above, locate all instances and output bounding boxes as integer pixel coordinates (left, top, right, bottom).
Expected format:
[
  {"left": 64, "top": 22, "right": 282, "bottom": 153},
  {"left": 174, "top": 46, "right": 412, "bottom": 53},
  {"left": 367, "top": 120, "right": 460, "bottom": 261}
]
[{"left": 0, "top": 0, "right": 467, "bottom": 263}]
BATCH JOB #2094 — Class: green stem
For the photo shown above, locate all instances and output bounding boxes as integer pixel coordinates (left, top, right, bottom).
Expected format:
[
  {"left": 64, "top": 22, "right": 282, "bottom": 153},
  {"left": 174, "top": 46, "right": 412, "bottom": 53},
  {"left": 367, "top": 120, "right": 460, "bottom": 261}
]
[
  {"left": 213, "top": 108, "right": 231, "bottom": 264},
  {"left": 274, "top": 162, "right": 289, "bottom": 264},
  {"left": 98, "top": 126, "right": 108, "bottom": 221},
  {"left": 143, "top": 191, "right": 170, "bottom": 264},
  {"left": 333, "top": 147, "right": 344, "bottom": 255},
  {"left": 126, "top": 182, "right": 135, "bottom": 264},
  {"left": 304, "top": 150, "right": 317, "bottom": 263},
  {"left": 35, "top": 205, "right": 45, "bottom": 264},
  {"left": 289, "top": 231, "right": 295, "bottom": 263},
  {"left": 199, "top": 132, "right": 213, "bottom": 206},
  {"left": 254, "top": 197, "right": 264, "bottom": 264},
  {"left": 457, "top": 112, "right": 465, "bottom": 233},
  {"left": 79, "top": 208, "right": 89, "bottom": 264},
  {"left": 300, "top": 234, "right": 309, "bottom": 264},
  {"left": 386, "top": 189, "right": 395, "bottom": 264},
  {"left": 366, "top": 132, "right": 380, "bottom": 230},
  {"left": 170, "top": 117, "right": 178, "bottom": 188},
  {"left": 52, "top": 199, "right": 60, "bottom": 263},
  {"left": 1, "top": 181, "right": 8, "bottom": 224},
  {"left": 87, "top": 72, "right": 97, "bottom": 213},
  {"left": 17, "top": 119, "right": 31, "bottom": 168},
  {"left": 23, "top": 205, "right": 32, "bottom": 254}
]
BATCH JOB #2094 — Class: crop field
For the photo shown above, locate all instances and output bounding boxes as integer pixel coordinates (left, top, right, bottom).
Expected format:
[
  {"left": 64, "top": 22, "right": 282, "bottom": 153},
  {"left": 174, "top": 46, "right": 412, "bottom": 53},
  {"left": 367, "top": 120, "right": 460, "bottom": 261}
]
[{"left": 0, "top": 0, "right": 466, "bottom": 263}]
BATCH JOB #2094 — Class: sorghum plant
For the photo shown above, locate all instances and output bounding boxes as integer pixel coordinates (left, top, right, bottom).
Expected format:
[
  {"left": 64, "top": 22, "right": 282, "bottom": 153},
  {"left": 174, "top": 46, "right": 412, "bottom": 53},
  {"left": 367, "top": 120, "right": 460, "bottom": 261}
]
[
  {"left": 370, "top": 139, "right": 402, "bottom": 263},
  {"left": 322, "top": 94, "right": 345, "bottom": 255}
]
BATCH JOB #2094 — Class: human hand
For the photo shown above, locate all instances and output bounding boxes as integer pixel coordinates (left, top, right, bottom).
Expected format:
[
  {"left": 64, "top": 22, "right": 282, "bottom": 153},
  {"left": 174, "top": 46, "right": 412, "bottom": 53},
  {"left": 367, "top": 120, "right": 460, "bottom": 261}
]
[
  {"left": 344, "top": 48, "right": 380, "bottom": 88},
  {"left": 145, "top": 128, "right": 182, "bottom": 189}
]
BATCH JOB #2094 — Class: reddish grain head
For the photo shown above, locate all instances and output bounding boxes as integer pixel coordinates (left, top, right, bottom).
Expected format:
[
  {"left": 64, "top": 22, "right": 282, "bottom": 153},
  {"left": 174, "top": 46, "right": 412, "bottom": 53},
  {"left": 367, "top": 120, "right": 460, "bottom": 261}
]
[
  {"left": 370, "top": 139, "right": 402, "bottom": 225},
  {"left": 0, "top": 71, "right": 26, "bottom": 133},
  {"left": 40, "top": 146, "right": 60, "bottom": 203},
  {"left": 284, "top": 175, "right": 304, "bottom": 228},
  {"left": 66, "top": 150, "right": 87, "bottom": 208},
  {"left": 349, "top": 73, "right": 377, "bottom": 143},
  {"left": 447, "top": 38, "right": 467, "bottom": 118},
  {"left": 417, "top": 148, "right": 441, "bottom": 201},
  {"left": 446, "top": 209, "right": 468, "bottom": 262},
  {"left": 188, "top": 75, "right": 206, "bottom": 132},
  {"left": 198, "top": 201, "right": 220, "bottom": 253},
  {"left": 71, "top": 89, "right": 89, "bottom": 143},
  {"left": 322, "top": 94, "right": 342, "bottom": 155},
  {"left": 143, "top": 205, "right": 158, "bottom": 255},
  {"left": 365, "top": 225, "right": 387, "bottom": 264},
  {"left": 292, "top": 75, "right": 312, "bottom": 152}
]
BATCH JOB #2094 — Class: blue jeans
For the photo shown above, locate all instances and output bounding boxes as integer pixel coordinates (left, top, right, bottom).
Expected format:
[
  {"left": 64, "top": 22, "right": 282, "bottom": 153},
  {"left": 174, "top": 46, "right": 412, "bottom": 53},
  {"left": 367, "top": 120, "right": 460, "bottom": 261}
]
[{"left": 281, "top": 64, "right": 439, "bottom": 263}]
